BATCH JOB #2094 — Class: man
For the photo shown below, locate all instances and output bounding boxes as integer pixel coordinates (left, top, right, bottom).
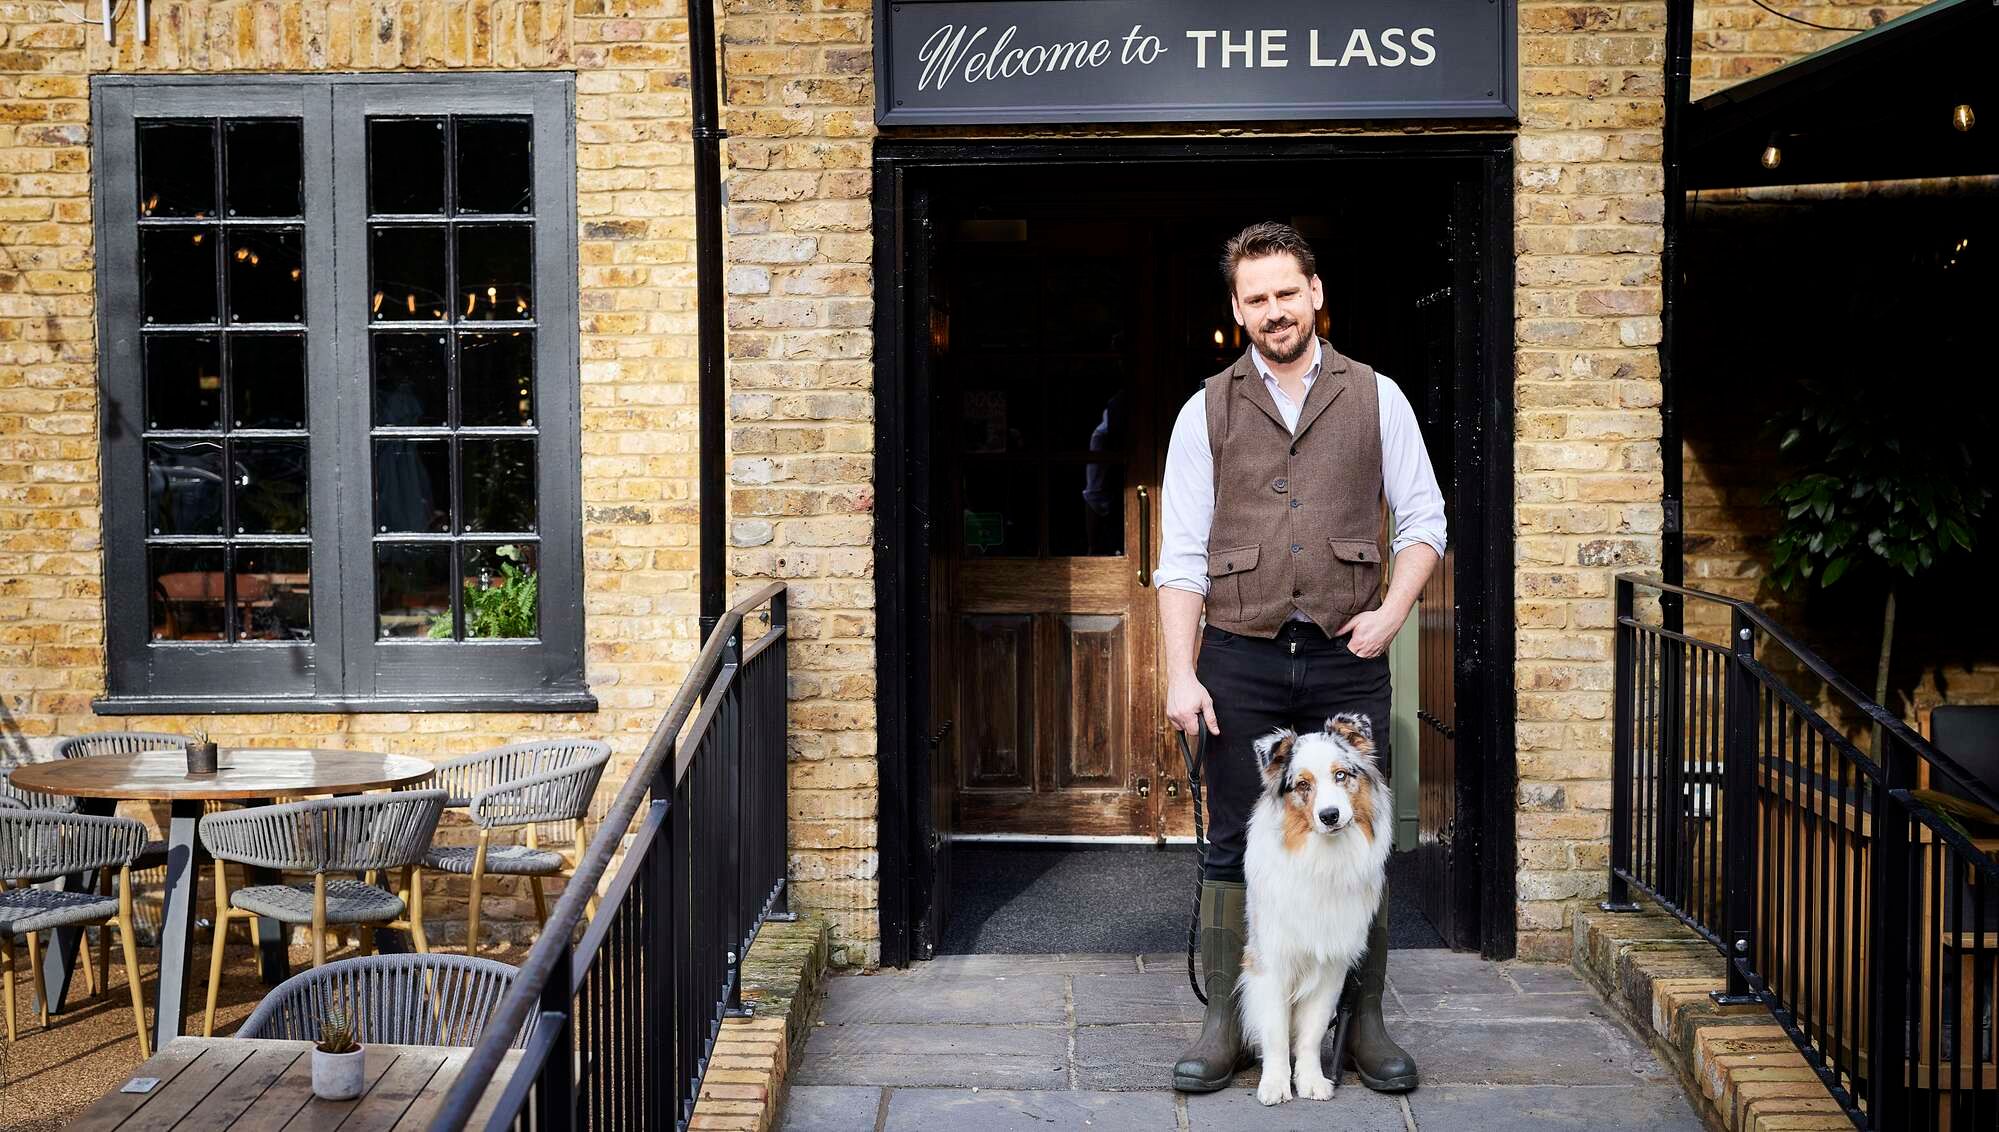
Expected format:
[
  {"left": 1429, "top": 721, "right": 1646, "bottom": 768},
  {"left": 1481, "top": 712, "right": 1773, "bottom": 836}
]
[{"left": 1157, "top": 221, "right": 1446, "bottom": 1094}]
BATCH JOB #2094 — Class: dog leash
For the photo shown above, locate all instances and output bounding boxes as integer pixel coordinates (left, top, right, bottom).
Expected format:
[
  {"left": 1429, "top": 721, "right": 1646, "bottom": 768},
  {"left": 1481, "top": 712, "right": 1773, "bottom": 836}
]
[{"left": 1176, "top": 728, "right": 1210, "bottom": 1005}]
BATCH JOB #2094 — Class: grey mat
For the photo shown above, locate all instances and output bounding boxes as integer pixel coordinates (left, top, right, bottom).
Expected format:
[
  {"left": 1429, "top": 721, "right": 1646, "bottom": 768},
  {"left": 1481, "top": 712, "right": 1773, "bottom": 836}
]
[{"left": 939, "top": 845, "right": 1444, "bottom": 955}]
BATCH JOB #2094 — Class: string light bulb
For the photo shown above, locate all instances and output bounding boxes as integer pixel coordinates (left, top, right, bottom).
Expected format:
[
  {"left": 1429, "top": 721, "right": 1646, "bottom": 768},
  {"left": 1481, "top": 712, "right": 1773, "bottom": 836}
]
[
  {"left": 1759, "top": 135, "right": 1783, "bottom": 170},
  {"left": 1953, "top": 104, "right": 1976, "bottom": 132},
  {"left": 1213, "top": 329, "right": 1224, "bottom": 346}
]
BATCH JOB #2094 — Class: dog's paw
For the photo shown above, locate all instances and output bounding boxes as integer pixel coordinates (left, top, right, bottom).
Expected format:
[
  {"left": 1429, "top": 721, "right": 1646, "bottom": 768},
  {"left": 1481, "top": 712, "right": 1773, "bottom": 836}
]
[
  {"left": 1257, "top": 1075, "right": 1294, "bottom": 1106},
  {"left": 1295, "top": 1070, "right": 1335, "bottom": 1101}
]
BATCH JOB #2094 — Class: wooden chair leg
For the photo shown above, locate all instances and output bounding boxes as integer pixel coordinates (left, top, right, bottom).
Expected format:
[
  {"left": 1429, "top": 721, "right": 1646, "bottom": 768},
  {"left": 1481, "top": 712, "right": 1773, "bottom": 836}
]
[
  {"left": 357, "top": 926, "right": 374, "bottom": 957},
  {"left": 119, "top": 867, "right": 150, "bottom": 1060},
  {"left": 203, "top": 860, "right": 231, "bottom": 1038},
  {"left": 24, "top": 931, "right": 45, "bottom": 1028},
  {"left": 406, "top": 866, "right": 430, "bottom": 955},
  {"left": 311, "top": 874, "right": 327, "bottom": 969},
  {"left": 2, "top": 935, "right": 15, "bottom": 1042},
  {"left": 467, "top": 829, "right": 490, "bottom": 956}
]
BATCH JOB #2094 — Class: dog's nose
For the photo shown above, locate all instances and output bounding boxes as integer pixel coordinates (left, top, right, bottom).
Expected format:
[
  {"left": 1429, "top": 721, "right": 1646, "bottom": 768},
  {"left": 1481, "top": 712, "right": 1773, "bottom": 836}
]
[{"left": 1318, "top": 806, "right": 1342, "bottom": 827}]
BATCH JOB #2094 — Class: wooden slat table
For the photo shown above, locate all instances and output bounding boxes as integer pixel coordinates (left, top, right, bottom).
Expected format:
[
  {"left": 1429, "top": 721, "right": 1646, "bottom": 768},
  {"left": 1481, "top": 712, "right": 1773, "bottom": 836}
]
[
  {"left": 8, "top": 749, "right": 436, "bottom": 1050},
  {"left": 70, "top": 1037, "right": 521, "bottom": 1131}
]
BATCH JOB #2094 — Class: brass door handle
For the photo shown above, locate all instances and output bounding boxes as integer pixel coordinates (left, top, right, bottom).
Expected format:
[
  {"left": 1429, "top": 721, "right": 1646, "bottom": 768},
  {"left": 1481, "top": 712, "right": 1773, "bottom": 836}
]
[{"left": 1136, "top": 484, "right": 1152, "bottom": 586}]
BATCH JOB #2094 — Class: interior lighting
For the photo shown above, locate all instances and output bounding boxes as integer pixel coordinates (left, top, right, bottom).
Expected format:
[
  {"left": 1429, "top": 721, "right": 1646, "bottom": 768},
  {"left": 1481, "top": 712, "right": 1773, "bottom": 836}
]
[
  {"left": 406, "top": 293, "right": 416, "bottom": 314},
  {"left": 1759, "top": 135, "right": 1782, "bottom": 170},
  {"left": 1213, "top": 329, "right": 1225, "bottom": 346},
  {"left": 1954, "top": 104, "right": 1976, "bottom": 132}
]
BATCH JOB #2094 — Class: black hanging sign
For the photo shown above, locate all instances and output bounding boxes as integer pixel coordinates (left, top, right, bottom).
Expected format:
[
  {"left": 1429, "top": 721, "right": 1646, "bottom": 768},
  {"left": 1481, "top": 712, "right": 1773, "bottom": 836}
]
[{"left": 876, "top": 0, "right": 1518, "bottom": 126}]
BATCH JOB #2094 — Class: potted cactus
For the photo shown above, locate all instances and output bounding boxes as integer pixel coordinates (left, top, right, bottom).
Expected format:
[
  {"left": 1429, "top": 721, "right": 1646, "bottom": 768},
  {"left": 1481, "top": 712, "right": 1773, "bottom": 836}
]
[
  {"left": 185, "top": 727, "right": 218, "bottom": 775},
  {"left": 311, "top": 999, "right": 366, "bottom": 1100}
]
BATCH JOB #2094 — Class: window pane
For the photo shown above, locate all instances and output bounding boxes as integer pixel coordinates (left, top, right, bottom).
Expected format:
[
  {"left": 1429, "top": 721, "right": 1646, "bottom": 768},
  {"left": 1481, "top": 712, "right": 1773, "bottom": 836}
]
[
  {"left": 234, "top": 544, "right": 311, "bottom": 640},
  {"left": 141, "top": 227, "right": 218, "bottom": 325},
  {"left": 372, "top": 333, "right": 449, "bottom": 426},
  {"left": 461, "top": 437, "right": 535, "bottom": 533},
  {"left": 461, "top": 542, "right": 538, "bottom": 639},
  {"left": 459, "top": 331, "right": 534, "bottom": 427},
  {"left": 374, "top": 439, "right": 451, "bottom": 533},
  {"left": 228, "top": 334, "right": 306, "bottom": 429},
  {"left": 234, "top": 440, "right": 309, "bottom": 534},
  {"left": 456, "top": 224, "right": 532, "bottom": 321},
  {"left": 961, "top": 462, "right": 1034, "bottom": 557},
  {"left": 226, "top": 228, "right": 303, "bottom": 324},
  {"left": 223, "top": 120, "right": 302, "bottom": 218},
  {"left": 376, "top": 543, "right": 452, "bottom": 639},
  {"left": 138, "top": 120, "right": 215, "bottom": 219},
  {"left": 147, "top": 440, "right": 225, "bottom": 534},
  {"left": 371, "top": 225, "right": 447, "bottom": 322},
  {"left": 150, "top": 545, "right": 226, "bottom": 640},
  {"left": 1049, "top": 460, "right": 1124, "bottom": 557},
  {"left": 456, "top": 119, "right": 532, "bottom": 215},
  {"left": 144, "top": 335, "right": 222, "bottom": 430},
  {"left": 368, "top": 118, "right": 446, "bottom": 215}
]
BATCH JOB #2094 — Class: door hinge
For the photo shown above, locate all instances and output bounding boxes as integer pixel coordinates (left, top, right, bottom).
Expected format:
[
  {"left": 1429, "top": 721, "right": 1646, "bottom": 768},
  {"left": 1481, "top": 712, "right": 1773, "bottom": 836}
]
[{"left": 1663, "top": 498, "right": 1683, "bottom": 536}]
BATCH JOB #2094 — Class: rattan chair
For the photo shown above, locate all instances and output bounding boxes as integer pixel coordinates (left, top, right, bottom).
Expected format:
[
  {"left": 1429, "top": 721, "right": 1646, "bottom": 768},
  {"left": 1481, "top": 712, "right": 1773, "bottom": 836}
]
[
  {"left": 0, "top": 809, "right": 151, "bottom": 1055},
  {"left": 236, "top": 953, "right": 535, "bottom": 1047},
  {"left": 0, "top": 773, "right": 76, "bottom": 813},
  {"left": 423, "top": 746, "right": 610, "bottom": 954},
  {"left": 199, "top": 790, "right": 446, "bottom": 1036},
  {"left": 56, "top": 732, "right": 188, "bottom": 986},
  {"left": 430, "top": 740, "right": 611, "bottom": 809}
]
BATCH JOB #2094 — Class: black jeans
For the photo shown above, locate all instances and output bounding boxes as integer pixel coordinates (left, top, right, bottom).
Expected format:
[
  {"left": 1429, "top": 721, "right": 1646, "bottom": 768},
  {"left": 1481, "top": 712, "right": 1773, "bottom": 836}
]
[{"left": 1194, "top": 621, "right": 1394, "bottom": 882}]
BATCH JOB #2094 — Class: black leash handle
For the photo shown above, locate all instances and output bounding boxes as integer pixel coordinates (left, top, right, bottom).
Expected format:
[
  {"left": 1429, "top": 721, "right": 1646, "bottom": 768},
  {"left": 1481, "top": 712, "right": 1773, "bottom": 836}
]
[{"left": 1176, "top": 728, "right": 1209, "bottom": 1005}]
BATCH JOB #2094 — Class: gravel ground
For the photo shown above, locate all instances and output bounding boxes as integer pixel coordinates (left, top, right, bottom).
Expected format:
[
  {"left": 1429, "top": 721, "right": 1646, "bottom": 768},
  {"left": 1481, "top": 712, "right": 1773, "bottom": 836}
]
[{"left": 0, "top": 930, "right": 529, "bottom": 1131}]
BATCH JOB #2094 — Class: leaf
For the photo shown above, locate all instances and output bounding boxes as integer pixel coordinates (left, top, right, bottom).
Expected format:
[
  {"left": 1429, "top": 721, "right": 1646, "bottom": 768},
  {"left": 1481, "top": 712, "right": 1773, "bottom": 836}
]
[{"left": 1820, "top": 556, "right": 1850, "bottom": 587}]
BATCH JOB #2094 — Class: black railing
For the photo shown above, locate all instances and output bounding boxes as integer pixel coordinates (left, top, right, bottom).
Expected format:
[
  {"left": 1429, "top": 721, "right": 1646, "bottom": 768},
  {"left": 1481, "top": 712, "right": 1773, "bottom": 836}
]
[
  {"left": 431, "top": 583, "right": 792, "bottom": 1131},
  {"left": 1610, "top": 575, "right": 1999, "bottom": 1131}
]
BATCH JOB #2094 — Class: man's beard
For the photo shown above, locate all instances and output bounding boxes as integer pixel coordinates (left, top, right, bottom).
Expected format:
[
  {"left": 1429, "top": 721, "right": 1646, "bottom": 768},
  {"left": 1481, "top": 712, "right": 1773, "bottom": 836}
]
[{"left": 1252, "top": 316, "right": 1311, "bottom": 364}]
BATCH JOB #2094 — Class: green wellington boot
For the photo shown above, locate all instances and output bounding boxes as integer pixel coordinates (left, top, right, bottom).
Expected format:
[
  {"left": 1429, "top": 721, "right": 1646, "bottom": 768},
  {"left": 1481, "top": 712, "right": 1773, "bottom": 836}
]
[
  {"left": 1172, "top": 879, "right": 1249, "bottom": 1092},
  {"left": 1345, "top": 892, "right": 1419, "bottom": 1092}
]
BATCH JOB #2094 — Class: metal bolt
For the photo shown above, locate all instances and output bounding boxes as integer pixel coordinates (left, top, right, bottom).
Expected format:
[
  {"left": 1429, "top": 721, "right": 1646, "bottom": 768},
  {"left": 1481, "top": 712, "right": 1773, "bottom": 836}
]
[
  {"left": 1734, "top": 939, "right": 1748, "bottom": 953},
  {"left": 1739, "top": 628, "right": 1752, "bottom": 641},
  {"left": 727, "top": 950, "right": 738, "bottom": 965}
]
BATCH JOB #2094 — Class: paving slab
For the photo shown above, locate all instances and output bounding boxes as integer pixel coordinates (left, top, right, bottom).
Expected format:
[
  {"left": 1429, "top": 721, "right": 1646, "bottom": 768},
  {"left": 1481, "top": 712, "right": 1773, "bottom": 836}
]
[
  {"left": 883, "top": 1088, "right": 1179, "bottom": 1132},
  {"left": 1383, "top": 948, "right": 1518, "bottom": 996},
  {"left": 1498, "top": 961, "right": 1593, "bottom": 994},
  {"left": 1072, "top": 1021, "right": 1204, "bottom": 1091},
  {"left": 907, "top": 953, "right": 1144, "bottom": 978},
  {"left": 1409, "top": 1083, "right": 1706, "bottom": 1130},
  {"left": 1392, "top": 1018, "right": 1677, "bottom": 1087},
  {"left": 820, "top": 970, "right": 1070, "bottom": 1025},
  {"left": 1392, "top": 989, "right": 1609, "bottom": 1023},
  {"left": 1184, "top": 1085, "right": 1408, "bottom": 1131},
  {"left": 795, "top": 1022, "right": 1071, "bottom": 1090},
  {"left": 1069, "top": 971, "right": 1209, "bottom": 1025},
  {"left": 776, "top": 1085, "right": 883, "bottom": 1132}
]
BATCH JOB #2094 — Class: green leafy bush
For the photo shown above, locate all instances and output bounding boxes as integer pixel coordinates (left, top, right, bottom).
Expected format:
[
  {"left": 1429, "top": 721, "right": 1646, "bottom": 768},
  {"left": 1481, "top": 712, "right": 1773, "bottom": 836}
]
[{"left": 427, "top": 545, "right": 539, "bottom": 640}]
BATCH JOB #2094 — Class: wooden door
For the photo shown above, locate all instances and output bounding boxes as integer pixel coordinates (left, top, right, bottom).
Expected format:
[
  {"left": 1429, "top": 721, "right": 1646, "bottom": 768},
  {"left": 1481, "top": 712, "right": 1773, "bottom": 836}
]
[{"left": 933, "top": 218, "right": 1163, "bottom": 838}]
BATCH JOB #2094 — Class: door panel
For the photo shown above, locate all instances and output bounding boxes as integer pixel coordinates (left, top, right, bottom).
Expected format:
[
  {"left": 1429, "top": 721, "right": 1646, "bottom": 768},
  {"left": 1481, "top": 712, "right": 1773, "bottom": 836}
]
[
  {"left": 1053, "top": 614, "right": 1127, "bottom": 788},
  {"left": 957, "top": 614, "right": 1033, "bottom": 790}
]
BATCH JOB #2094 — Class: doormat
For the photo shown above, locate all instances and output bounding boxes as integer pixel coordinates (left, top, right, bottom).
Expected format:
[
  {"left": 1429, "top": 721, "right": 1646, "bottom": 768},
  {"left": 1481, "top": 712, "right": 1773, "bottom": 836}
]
[{"left": 940, "top": 845, "right": 1445, "bottom": 955}]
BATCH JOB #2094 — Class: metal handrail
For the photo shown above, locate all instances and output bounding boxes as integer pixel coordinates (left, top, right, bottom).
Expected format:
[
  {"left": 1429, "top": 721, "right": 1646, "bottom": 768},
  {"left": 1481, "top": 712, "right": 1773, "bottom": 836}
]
[
  {"left": 430, "top": 581, "right": 789, "bottom": 1130},
  {"left": 1618, "top": 572, "right": 1999, "bottom": 813}
]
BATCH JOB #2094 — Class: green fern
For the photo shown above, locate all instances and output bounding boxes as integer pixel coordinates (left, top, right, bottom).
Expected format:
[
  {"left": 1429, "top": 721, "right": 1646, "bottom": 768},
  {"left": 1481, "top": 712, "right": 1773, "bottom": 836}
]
[{"left": 425, "top": 545, "right": 539, "bottom": 640}]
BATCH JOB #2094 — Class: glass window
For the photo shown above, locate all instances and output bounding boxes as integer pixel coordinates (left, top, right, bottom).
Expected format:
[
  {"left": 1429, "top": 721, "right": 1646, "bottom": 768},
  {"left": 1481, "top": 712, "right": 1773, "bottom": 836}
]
[{"left": 97, "top": 76, "right": 587, "bottom": 711}]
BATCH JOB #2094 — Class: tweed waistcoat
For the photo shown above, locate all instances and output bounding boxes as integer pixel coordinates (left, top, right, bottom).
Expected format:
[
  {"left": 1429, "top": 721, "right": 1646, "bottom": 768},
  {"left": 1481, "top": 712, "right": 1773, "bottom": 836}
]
[{"left": 1202, "top": 338, "right": 1386, "bottom": 637}]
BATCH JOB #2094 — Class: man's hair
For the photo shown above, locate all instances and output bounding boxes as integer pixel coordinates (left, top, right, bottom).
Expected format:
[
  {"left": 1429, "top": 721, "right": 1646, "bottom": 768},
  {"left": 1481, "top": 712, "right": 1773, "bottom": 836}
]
[{"left": 1220, "top": 221, "right": 1318, "bottom": 294}]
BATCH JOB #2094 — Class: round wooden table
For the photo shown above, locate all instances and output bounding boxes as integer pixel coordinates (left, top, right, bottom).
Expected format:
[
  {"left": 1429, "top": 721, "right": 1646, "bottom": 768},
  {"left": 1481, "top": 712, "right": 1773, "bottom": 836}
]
[{"left": 9, "top": 748, "right": 435, "bottom": 1051}]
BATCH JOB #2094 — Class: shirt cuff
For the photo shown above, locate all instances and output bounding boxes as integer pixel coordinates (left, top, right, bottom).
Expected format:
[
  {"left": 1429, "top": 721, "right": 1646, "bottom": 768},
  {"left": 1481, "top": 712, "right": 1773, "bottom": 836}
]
[
  {"left": 1155, "top": 576, "right": 1211, "bottom": 598},
  {"left": 1390, "top": 531, "right": 1447, "bottom": 558}
]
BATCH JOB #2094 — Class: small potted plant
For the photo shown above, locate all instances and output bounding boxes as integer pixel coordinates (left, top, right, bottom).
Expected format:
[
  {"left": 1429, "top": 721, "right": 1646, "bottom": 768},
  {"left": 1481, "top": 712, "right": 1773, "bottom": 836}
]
[
  {"left": 185, "top": 727, "right": 218, "bottom": 775},
  {"left": 311, "top": 1000, "right": 366, "bottom": 1101}
]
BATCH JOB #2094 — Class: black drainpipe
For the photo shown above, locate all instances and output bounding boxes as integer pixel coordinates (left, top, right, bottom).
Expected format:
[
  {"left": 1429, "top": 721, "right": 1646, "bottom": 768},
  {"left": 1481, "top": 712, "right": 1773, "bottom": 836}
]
[
  {"left": 689, "top": 0, "right": 728, "bottom": 640},
  {"left": 1659, "top": 0, "right": 1693, "bottom": 621}
]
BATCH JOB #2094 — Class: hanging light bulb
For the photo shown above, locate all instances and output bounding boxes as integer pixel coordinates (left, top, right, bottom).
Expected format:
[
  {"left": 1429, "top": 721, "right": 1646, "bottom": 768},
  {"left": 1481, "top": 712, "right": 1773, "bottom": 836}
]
[
  {"left": 1212, "top": 328, "right": 1224, "bottom": 346},
  {"left": 1759, "top": 135, "right": 1782, "bottom": 170},
  {"left": 1953, "top": 104, "right": 1976, "bottom": 132},
  {"left": 406, "top": 293, "right": 417, "bottom": 314}
]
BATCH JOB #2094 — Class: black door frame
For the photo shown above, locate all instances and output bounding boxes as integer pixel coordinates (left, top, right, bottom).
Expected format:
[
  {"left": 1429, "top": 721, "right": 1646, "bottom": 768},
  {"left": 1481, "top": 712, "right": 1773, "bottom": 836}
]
[{"left": 873, "top": 135, "right": 1518, "bottom": 966}]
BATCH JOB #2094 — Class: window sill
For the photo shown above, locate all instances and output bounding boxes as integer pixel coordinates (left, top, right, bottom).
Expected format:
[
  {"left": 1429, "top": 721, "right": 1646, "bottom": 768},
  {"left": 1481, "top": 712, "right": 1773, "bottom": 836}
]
[{"left": 92, "top": 689, "right": 599, "bottom": 716}]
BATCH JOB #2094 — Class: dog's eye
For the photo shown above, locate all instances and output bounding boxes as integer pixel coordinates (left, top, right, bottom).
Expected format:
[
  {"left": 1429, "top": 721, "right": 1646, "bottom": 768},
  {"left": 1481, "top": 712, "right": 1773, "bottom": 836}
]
[{"left": 1333, "top": 770, "right": 1349, "bottom": 783}]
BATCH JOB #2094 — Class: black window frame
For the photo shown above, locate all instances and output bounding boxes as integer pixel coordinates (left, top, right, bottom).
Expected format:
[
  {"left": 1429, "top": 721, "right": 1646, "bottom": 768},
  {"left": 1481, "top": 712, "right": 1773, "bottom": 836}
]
[{"left": 93, "top": 73, "right": 593, "bottom": 714}]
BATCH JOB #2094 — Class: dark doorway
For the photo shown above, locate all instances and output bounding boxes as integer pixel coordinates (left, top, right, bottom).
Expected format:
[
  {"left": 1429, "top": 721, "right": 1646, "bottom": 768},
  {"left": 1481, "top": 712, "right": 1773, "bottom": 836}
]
[{"left": 874, "top": 137, "right": 1516, "bottom": 966}]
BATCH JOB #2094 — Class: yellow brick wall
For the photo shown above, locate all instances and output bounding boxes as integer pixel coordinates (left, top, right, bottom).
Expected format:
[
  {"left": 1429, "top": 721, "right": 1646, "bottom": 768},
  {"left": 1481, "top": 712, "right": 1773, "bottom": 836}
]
[
  {"left": 1691, "top": 0, "right": 1933, "bottom": 99},
  {"left": 0, "top": 0, "right": 1683, "bottom": 964}
]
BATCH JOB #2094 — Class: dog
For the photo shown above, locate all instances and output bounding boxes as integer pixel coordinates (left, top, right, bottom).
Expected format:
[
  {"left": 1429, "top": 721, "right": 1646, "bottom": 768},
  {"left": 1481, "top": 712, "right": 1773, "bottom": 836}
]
[{"left": 1238, "top": 713, "right": 1394, "bottom": 1105}]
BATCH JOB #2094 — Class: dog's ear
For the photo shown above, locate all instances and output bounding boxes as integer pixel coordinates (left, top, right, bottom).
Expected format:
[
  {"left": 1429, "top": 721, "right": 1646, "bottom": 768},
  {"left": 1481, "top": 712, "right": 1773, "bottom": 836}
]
[
  {"left": 1325, "top": 712, "right": 1375, "bottom": 754},
  {"left": 1252, "top": 729, "right": 1297, "bottom": 792}
]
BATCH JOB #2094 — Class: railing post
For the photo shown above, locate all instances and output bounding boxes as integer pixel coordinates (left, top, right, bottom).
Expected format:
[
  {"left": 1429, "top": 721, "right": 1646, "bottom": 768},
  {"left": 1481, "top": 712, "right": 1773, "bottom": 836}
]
[
  {"left": 773, "top": 589, "right": 792, "bottom": 918},
  {"left": 535, "top": 944, "right": 577, "bottom": 1130},
  {"left": 1658, "top": 605, "right": 1686, "bottom": 911},
  {"left": 1603, "top": 577, "right": 1640, "bottom": 912},
  {"left": 722, "top": 629, "right": 753, "bottom": 1020},
  {"left": 1712, "top": 608, "right": 1759, "bottom": 1005},
  {"left": 1867, "top": 738, "right": 1916, "bottom": 1125}
]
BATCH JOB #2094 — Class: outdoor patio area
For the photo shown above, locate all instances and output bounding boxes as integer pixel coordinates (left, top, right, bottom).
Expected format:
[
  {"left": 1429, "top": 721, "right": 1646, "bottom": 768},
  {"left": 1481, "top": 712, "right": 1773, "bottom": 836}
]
[{"left": 781, "top": 948, "right": 1705, "bottom": 1131}]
